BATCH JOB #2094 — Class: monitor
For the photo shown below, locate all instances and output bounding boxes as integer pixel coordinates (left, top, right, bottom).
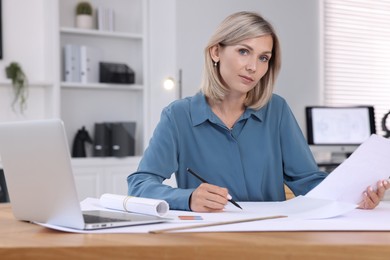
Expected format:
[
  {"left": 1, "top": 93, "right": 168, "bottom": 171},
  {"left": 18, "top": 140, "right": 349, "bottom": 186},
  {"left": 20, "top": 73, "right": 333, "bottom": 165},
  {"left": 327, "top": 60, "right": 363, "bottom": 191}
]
[{"left": 305, "top": 106, "right": 376, "bottom": 162}]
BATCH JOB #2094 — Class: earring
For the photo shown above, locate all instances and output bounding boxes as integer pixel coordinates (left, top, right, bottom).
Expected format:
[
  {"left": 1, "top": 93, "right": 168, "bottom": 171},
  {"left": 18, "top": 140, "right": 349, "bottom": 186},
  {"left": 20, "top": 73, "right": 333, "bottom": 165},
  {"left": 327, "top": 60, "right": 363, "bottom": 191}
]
[{"left": 213, "top": 61, "right": 218, "bottom": 67}]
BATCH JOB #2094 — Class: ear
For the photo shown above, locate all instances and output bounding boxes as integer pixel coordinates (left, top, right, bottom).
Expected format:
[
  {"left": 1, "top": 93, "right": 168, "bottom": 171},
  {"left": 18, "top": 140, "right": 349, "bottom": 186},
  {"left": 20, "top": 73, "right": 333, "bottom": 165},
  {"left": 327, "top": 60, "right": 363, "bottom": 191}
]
[{"left": 209, "top": 44, "right": 220, "bottom": 63}]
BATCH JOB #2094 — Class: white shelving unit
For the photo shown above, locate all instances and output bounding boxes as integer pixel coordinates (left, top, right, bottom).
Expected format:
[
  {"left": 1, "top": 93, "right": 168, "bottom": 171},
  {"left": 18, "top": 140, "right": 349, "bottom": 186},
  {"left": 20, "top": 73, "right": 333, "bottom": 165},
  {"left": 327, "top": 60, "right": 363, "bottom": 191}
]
[
  {"left": 57, "top": 0, "right": 148, "bottom": 156},
  {"left": 61, "top": 82, "right": 144, "bottom": 91},
  {"left": 70, "top": 156, "right": 142, "bottom": 201},
  {"left": 54, "top": 0, "right": 149, "bottom": 199},
  {"left": 60, "top": 27, "right": 143, "bottom": 39}
]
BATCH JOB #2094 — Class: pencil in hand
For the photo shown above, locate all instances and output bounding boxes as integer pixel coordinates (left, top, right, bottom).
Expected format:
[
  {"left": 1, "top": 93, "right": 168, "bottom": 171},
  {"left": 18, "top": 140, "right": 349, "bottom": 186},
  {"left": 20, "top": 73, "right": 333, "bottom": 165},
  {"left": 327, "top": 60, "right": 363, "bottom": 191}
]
[{"left": 186, "top": 168, "right": 243, "bottom": 210}]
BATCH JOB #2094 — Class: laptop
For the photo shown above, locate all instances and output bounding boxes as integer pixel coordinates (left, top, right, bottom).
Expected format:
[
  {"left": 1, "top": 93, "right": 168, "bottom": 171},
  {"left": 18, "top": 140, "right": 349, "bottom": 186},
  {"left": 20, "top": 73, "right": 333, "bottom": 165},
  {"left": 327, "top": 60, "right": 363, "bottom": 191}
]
[{"left": 0, "top": 119, "right": 169, "bottom": 230}]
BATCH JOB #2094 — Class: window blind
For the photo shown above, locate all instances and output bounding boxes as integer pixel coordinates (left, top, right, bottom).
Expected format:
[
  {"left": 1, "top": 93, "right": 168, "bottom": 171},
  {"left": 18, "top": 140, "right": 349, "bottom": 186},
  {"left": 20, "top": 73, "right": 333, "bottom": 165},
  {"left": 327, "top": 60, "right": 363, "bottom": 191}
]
[{"left": 323, "top": 0, "right": 390, "bottom": 136}]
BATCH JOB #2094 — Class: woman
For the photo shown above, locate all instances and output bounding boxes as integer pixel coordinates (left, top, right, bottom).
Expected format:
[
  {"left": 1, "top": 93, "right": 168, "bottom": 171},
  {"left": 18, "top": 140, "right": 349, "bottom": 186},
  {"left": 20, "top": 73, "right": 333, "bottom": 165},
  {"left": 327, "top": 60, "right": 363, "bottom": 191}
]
[{"left": 127, "top": 11, "right": 389, "bottom": 212}]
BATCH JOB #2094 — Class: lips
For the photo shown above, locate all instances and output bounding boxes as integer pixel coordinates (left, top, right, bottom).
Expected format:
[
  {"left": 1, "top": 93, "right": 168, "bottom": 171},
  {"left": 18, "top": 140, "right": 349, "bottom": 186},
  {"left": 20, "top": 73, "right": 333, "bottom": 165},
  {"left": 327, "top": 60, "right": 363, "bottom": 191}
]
[{"left": 239, "top": 75, "right": 254, "bottom": 84}]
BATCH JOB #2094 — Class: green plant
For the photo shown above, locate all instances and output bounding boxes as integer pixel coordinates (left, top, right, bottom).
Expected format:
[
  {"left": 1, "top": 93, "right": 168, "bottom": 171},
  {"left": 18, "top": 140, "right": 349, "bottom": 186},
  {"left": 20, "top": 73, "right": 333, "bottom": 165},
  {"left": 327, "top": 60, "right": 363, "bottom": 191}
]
[
  {"left": 5, "top": 62, "right": 28, "bottom": 113},
  {"left": 76, "top": 2, "right": 92, "bottom": 16}
]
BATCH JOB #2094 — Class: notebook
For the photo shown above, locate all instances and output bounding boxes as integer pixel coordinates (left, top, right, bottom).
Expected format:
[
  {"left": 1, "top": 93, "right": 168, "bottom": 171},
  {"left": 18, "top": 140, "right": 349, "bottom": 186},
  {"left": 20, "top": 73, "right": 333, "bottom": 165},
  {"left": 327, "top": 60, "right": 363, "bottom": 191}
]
[{"left": 0, "top": 119, "right": 169, "bottom": 230}]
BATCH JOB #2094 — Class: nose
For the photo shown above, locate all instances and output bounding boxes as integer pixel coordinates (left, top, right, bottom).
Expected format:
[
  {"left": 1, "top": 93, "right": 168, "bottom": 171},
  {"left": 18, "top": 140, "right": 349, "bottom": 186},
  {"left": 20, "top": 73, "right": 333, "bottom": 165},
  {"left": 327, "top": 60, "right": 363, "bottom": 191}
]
[{"left": 246, "top": 57, "right": 257, "bottom": 72}]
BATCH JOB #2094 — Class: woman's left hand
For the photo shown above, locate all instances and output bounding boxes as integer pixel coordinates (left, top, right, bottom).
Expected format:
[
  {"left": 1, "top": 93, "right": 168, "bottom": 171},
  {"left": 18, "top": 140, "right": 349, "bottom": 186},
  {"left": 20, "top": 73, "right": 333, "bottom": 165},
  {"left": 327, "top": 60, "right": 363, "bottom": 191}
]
[{"left": 358, "top": 179, "right": 390, "bottom": 209}]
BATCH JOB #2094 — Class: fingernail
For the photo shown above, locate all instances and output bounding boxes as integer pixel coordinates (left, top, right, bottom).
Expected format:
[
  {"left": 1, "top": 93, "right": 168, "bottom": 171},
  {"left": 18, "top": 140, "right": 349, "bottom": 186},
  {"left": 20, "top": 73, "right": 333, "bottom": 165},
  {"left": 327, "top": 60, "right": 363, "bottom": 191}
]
[
  {"left": 384, "top": 180, "right": 388, "bottom": 186},
  {"left": 227, "top": 194, "right": 232, "bottom": 200}
]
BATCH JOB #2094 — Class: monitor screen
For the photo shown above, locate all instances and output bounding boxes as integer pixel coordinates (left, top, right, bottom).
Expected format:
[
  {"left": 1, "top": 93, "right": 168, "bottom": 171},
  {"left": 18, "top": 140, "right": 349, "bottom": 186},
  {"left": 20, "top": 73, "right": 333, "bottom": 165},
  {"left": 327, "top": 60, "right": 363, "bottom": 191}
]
[{"left": 306, "top": 106, "right": 376, "bottom": 146}]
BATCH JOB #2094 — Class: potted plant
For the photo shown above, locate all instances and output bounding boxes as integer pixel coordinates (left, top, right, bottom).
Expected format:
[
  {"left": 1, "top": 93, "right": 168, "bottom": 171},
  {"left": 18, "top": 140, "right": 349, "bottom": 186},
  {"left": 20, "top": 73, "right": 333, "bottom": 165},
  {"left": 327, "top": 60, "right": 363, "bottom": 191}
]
[
  {"left": 5, "top": 62, "right": 28, "bottom": 113},
  {"left": 75, "top": 1, "right": 93, "bottom": 29}
]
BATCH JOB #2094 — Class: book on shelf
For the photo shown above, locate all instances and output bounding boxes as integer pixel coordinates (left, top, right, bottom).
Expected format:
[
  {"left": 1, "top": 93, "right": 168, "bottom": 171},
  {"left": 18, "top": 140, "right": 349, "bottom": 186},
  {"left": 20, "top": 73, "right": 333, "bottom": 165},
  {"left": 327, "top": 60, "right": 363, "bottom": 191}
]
[{"left": 97, "top": 6, "right": 115, "bottom": 32}]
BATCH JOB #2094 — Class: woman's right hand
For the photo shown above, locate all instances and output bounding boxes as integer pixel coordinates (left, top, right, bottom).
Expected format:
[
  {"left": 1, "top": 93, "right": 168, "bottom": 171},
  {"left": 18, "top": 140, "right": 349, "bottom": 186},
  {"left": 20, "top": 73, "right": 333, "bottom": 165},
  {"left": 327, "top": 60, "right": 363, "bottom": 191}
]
[{"left": 189, "top": 183, "right": 230, "bottom": 212}]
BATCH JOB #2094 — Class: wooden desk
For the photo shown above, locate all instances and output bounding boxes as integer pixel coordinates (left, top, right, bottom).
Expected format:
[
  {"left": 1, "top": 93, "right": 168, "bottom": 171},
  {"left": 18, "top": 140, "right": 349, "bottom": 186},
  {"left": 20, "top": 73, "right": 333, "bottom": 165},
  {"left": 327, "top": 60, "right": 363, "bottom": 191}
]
[{"left": 1, "top": 203, "right": 390, "bottom": 260}]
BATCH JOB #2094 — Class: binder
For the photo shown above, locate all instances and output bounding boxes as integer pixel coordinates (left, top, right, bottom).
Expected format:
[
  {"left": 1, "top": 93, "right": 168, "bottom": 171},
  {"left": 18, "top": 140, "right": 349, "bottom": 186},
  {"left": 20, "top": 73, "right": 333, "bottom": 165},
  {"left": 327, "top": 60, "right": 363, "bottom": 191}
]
[
  {"left": 111, "top": 122, "right": 136, "bottom": 157},
  {"left": 93, "top": 123, "right": 111, "bottom": 157},
  {"left": 80, "top": 45, "right": 101, "bottom": 83},
  {"left": 92, "top": 122, "right": 136, "bottom": 157},
  {"left": 64, "top": 44, "right": 81, "bottom": 82}
]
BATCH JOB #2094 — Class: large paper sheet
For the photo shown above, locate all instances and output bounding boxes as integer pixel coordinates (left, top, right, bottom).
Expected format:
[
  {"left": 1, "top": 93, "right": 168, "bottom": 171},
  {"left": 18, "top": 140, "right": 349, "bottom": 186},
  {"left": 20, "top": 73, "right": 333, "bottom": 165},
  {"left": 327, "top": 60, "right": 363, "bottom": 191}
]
[
  {"left": 307, "top": 134, "right": 390, "bottom": 203},
  {"left": 38, "top": 196, "right": 362, "bottom": 233},
  {"left": 37, "top": 199, "right": 390, "bottom": 233}
]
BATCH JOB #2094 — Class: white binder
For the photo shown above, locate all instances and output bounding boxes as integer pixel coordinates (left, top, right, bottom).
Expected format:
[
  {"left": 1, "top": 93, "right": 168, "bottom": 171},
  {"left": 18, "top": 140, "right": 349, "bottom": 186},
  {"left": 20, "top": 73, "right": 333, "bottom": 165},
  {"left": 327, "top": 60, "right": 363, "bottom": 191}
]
[
  {"left": 80, "top": 45, "right": 101, "bottom": 83},
  {"left": 64, "top": 44, "right": 81, "bottom": 82}
]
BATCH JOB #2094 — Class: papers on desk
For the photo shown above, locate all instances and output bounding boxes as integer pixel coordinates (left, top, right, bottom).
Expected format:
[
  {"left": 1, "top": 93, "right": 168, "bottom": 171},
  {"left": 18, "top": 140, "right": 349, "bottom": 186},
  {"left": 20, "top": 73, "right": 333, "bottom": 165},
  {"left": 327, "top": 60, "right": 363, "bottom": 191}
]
[
  {"left": 37, "top": 134, "right": 390, "bottom": 233},
  {"left": 307, "top": 134, "right": 390, "bottom": 203},
  {"left": 38, "top": 198, "right": 390, "bottom": 233}
]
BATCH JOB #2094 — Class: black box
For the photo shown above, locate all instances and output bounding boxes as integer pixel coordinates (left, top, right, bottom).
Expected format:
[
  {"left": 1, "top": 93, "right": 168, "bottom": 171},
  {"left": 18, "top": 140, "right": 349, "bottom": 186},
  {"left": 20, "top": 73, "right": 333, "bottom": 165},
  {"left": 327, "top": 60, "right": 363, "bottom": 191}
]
[{"left": 99, "top": 62, "right": 135, "bottom": 84}]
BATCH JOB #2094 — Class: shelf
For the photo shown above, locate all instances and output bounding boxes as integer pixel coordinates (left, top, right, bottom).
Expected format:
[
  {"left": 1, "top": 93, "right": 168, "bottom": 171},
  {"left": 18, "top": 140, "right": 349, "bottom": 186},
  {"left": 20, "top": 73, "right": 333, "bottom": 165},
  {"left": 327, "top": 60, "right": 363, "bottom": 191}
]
[
  {"left": 58, "top": 0, "right": 147, "bottom": 164},
  {"left": 60, "top": 27, "right": 143, "bottom": 40},
  {"left": 61, "top": 82, "right": 143, "bottom": 91},
  {"left": 70, "top": 156, "right": 141, "bottom": 166},
  {"left": 2, "top": 156, "right": 142, "bottom": 168},
  {"left": 0, "top": 80, "right": 53, "bottom": 88}
]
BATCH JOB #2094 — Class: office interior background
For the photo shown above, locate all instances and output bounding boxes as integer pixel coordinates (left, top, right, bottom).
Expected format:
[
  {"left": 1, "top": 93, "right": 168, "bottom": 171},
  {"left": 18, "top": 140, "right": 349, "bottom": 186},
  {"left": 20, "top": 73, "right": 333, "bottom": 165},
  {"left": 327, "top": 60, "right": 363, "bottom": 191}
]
[
  {"left": 0, "top": 0, "right": 323, "bottom": 142},
  {"left": 0, "top": 0, "right": 389, "bottom": 200},
  {"left": 1, "top": 0, "right": 389, "bottom": 139}
]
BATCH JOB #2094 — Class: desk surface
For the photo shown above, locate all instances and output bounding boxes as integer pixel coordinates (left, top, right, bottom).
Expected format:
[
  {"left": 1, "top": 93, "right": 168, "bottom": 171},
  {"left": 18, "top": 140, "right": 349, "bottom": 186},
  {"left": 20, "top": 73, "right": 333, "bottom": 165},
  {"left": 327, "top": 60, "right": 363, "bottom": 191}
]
[{"left": 1, "top": 203, "right": 390, "bottom": 260}]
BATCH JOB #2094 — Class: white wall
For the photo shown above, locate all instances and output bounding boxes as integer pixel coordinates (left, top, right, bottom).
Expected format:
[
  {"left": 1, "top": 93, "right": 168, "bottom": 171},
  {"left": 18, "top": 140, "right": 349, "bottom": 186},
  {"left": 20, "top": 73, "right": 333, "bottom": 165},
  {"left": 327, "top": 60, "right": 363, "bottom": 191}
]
[
  {"left": 0, "top": 0, "right": 55, "bottom": 121},
  {"left": 147, "top": 0, "right": 177, "bottom": 141},
  {"left": 0, "top": 0, "right": 49, "bottom": 81},
  {"left": 174, "top": 0, "right": 321, "bottom": 130}
]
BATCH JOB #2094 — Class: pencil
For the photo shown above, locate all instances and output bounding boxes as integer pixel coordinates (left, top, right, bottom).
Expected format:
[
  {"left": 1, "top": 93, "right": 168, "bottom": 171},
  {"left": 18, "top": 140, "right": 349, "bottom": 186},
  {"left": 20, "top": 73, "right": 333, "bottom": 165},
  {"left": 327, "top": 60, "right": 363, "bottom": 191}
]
[{"left": 186, "top": 167, "right": 243, "bottom": 210}]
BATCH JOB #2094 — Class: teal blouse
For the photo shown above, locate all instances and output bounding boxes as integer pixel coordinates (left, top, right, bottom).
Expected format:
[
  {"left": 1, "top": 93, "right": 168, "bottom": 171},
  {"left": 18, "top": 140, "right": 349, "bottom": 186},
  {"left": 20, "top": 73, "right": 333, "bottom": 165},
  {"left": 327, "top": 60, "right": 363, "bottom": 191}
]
[{"left": 127, "top": 92, "right": 327, "bottom": 210}]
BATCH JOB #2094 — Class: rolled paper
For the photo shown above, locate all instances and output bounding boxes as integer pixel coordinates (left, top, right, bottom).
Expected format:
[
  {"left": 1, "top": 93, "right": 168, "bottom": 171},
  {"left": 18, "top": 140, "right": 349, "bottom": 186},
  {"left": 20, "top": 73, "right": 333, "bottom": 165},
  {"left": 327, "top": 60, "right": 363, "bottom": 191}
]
[{"left": 99, "top": 193, "right": 169, "bottom": 217}]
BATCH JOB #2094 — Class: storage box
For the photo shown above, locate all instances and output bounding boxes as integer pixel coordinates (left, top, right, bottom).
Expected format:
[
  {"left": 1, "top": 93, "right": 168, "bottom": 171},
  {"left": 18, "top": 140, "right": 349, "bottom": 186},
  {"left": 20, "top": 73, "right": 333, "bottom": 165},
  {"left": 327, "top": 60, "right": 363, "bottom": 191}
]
[{"left": 99, "top": 62, "right": 135, "bottom": 84}]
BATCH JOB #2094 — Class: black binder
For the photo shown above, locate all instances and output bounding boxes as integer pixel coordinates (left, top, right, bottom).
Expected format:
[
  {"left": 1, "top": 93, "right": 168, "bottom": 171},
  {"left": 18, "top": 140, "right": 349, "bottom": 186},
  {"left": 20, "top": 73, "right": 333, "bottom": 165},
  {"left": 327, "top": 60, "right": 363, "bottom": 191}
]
[
  {"left": 93, "top": 122, "right": 136, "bottom": 157},
  {"left": 93, "top": 123, "right": 112, "bottom": 157},
  {"left": 111, "top": 122, "right": 136, "bottom": 157}
]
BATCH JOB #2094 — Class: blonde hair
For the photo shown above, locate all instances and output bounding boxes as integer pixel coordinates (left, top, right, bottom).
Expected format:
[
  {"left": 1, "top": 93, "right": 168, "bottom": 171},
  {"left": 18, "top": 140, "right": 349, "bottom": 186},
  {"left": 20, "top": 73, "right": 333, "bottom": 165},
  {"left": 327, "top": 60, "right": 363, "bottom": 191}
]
[{"left": 201, "top": 11, "right": 281, "bottom": 110}]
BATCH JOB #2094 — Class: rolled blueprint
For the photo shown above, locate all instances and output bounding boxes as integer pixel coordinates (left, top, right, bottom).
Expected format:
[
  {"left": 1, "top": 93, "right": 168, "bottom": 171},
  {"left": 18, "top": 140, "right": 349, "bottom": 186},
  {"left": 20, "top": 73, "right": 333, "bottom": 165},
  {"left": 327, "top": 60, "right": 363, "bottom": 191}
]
[{"left": 99, "top": 193, "right": 169, "bottom": 217}]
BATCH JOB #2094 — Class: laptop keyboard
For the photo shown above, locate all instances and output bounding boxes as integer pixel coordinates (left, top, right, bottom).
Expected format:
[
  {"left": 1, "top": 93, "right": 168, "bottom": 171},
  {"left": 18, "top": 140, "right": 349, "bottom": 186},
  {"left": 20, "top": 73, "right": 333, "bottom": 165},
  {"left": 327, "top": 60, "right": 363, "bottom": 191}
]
[{"left": 83, "top": 213, "right": 130, "bottom": 223}]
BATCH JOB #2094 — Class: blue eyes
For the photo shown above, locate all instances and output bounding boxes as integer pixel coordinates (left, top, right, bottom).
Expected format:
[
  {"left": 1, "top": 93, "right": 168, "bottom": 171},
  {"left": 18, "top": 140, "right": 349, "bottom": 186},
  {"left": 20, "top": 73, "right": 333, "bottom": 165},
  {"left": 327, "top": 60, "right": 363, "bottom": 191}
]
[
  {"left": 239, "top": 49, "right": 249, "bottom": 55},
  {"left": 238, "top": 48, "right": 270, "bottom": 62},
  {"left": 259, "top": 56, "right": 269, "bottom": 62}
]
